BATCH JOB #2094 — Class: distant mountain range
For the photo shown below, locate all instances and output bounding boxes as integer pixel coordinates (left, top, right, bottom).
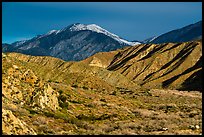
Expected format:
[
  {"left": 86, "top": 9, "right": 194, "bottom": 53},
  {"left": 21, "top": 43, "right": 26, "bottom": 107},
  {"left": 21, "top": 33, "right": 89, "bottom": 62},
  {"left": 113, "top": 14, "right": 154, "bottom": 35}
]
[
  {"left": 2, "top": 21, "right": 202, "bottom": 61},
  {"left": 143, "top": 21, "right": 202, "bottom": 44},
  {"left": 2, "top": 23, "right": 140, "bottom": 61}
]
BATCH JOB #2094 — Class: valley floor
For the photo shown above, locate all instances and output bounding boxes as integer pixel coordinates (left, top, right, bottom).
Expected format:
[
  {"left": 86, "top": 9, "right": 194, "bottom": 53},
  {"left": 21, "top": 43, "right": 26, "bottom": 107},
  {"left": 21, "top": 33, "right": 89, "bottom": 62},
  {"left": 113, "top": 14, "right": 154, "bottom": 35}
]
[{"left": 3, "top": 85, "right": 202, "bottom": 135}]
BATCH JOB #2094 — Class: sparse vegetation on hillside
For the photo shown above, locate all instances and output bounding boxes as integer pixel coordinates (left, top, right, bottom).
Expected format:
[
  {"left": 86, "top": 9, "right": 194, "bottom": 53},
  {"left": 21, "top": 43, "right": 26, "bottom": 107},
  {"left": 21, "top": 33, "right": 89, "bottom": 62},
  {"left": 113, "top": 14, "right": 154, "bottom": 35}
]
[{"left": 2, "top": 41, "right": 202, "bottom": 135}]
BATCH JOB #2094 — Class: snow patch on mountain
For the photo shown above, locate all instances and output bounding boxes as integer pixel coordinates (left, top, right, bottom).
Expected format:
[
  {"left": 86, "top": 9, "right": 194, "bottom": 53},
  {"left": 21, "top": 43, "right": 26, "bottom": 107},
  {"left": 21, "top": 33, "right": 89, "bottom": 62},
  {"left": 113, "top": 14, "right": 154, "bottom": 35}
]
[
  {"left": 142, "top": 36, "right": 158, "bottom": 43},
  {"left": 47, "top": 30, "right": 58, "bottom": 35},
  {"left": 38, "top": 30, "right": 59, "bottom": 39},
  {"left": 12, "top": 40, "right": 28, "bottom": 47},
  {"left": 69, "top": 23, "right": 140, "bottom": 46},
  {"left": 149, "top": 36, "right": 158, "bottom": 42}
]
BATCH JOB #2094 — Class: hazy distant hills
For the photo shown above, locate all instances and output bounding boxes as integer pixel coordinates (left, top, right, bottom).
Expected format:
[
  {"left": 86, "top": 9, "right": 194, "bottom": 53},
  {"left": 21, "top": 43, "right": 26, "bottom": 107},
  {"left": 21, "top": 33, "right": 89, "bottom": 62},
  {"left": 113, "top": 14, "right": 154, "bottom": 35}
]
[
  {"left": 2, "top": 23, "right": 140, "bottom": 61},
  {"left": 144, "top": 21, "right": 202, "bottom": 44}
]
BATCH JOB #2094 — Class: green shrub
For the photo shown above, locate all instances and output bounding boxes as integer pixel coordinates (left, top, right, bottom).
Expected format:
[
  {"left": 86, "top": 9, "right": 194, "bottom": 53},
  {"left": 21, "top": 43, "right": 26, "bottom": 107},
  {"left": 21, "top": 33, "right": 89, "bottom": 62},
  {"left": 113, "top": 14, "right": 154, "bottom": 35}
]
[
  {"left": 48, "top": 80, "right": 52, "bottom": 82},
  {"left": 82, "top": 86, "right": 88, "bottom": 90},
  {"left": 44, "top": 111, "right": 55, "bottom": 117},
  {"left": 58, "top": 90, "right": 63, "bottom": 94}
]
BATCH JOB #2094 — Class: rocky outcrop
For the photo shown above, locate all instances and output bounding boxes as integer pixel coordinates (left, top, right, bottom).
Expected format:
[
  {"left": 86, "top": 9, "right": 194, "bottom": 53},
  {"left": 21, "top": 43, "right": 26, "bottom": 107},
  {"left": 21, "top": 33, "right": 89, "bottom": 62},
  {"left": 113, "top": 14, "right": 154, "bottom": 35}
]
[
  {"left": 2, "top": 109, "right": 37, "bottom": 135},
  {"left": 81, "top": 50, "right": 121, "bottom": 68},
  {"left": 2, "top": 59, "right": 59, "bottom": 111},
  {"left": 89, "top": 57, "right": 106, "bottom": 68},
  {"left": 31, "top": 84, "right": 59, "bottom": 111}
]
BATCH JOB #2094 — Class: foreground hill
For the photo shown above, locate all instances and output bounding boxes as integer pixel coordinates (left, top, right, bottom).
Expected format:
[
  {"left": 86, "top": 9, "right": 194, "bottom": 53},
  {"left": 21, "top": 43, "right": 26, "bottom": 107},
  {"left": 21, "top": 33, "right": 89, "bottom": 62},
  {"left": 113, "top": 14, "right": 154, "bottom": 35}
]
[{"left": 2, "top": 39, "right": 202, "bottom": 134}]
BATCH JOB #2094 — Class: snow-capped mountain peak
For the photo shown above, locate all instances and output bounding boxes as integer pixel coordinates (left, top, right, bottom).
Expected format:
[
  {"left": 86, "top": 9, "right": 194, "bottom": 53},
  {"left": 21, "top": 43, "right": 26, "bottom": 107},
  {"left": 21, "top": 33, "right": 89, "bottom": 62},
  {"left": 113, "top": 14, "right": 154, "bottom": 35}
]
[
  {"left": 69, "top": 23, "right": 140, "bottom": 46},
  {"left": 70, "top": 23, "right": 107, "bottom": 33}
]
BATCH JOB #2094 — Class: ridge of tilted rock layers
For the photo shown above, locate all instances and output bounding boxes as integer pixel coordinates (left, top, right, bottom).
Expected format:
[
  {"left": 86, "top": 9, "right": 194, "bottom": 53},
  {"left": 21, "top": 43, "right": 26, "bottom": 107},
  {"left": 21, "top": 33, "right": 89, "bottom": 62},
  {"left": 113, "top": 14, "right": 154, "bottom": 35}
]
[{"left": 107, "top": 41, "right": 202, "bottom": 91}]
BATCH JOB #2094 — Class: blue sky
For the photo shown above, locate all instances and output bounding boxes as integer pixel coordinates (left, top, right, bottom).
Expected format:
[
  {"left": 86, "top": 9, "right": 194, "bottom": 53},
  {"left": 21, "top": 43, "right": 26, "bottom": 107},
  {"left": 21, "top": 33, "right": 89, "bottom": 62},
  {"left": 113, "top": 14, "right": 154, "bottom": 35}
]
[{"left": 2, "top": 2, "right": 202, "bottom": 44}]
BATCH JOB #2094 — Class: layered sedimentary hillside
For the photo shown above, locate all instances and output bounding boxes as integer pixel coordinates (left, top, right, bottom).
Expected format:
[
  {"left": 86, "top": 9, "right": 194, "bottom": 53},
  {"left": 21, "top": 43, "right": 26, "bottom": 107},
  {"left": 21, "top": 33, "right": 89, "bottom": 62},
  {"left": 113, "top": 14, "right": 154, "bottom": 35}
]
[{"left": 107, "top": 41, "right": 202, "bottom": 91}]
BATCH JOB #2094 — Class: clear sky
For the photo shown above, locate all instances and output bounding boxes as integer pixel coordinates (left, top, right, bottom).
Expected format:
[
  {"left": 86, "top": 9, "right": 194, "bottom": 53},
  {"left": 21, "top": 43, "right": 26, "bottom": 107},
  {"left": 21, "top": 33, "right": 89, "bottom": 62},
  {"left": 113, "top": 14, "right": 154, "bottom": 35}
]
[{"left": 2, "top": 2, "right": 202, "bottom": 44}]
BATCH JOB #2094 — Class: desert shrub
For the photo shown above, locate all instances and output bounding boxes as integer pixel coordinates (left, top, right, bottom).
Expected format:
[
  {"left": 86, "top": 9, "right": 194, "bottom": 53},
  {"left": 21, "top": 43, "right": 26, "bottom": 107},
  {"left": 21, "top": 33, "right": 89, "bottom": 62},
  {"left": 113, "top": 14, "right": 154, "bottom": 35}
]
[
  {"left": 58, "top": 93, "right": 69, "bottom": 109},
  {"left": 54, "top": 81, "right": 59, "bottom": 83},
  {"left": 141, "top": 90, "right": 152, "bottom": 96},
  {"left": 53, "top": 112, "right": 68, "bottom": 120},
  {"left": 96, "top": 114, "right": 117, "bottom": 120},
  {"left": 58, "top": 90, "right": 63, "bottom": 94},
  {"left": 38, "top": 125, "right": 54, "bottom": 134},
  {"left": 189, "top": 112, "right": 198, "bottom": 118},
  {"left": 48, "top": 80, "right": 52, "bottom": 82},
  {"left": 143, "top": 125, "right": 158, "bottom": 132},
  {"left": 85, "top": 103, "right": 95, "bottom": 108},
  {"left": 69, "top": 100, "right": 83, "bottom": 104},
  {"left": 104, "top": 126, "right": 115, "bottom": 133},
  {"left": 110, "top": 91, "right": 117, "bottom": 96},
  {"left": 26, "top": 108, "right": 39, "bottom": 115},
  {"left": 77, "top": 113, "right": 118, "bottom": 121},
  {"left": 71, "top": 84, "right": 78, "bottom": 88},
  {"left": 179, "top": 105, "right": 192, "bottom": 112},
  {"left": 82, "top": 86, "right": 88, "bottom": 90},
  {"left": 159, "top": 104, "right": 177, "bottom": 113},
  {"left": 132, "top": 111, "right": 142, "bottom": 117},
  {"left": 44, "top": 111, "right": 55, "bottom": 117},
  {"left": 58, "top": 94, "right": 67, "bottom": 102},
  {"left": 75, "top": 121, "right": 95, "bottom": 130},
  {"left": 100, "top": 98, "right": 106, "bottom": 102},
  {"left": 77, "top": 114, "right": 97, "bottom": 121},
  {"left": 59, "top": 101, "right": 68, "bottom": 109}
]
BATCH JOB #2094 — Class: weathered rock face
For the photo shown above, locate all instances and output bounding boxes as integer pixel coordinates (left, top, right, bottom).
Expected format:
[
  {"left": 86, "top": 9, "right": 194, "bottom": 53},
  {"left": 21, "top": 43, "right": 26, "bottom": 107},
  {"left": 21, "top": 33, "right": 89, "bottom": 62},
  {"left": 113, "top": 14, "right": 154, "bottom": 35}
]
[
  {"left": 31, "top": 84, "right": 59, "bottom": 111},
  {"left": 23, "top": 69, "right": 41, "bottom": 86},
  {"left": 2, "top": 58, "right": 59, "bottom": 111},
  {"left": 3, "top": 65, "right": 24, "bottom": 104},
  {"left": 89, "top": 57, "right": 106, "bottom": 68},
  {"left": 81, "top": 50, "right": 121, "bottom": 68},
  {"left": 2, "top": 109, "right": 37, "bottom": 135},
  {"left": 2, "top": 56, "right": 60, "bottom": 134},
  {"left": 107, "top": 41, "right": 202, "bottom": 91}
]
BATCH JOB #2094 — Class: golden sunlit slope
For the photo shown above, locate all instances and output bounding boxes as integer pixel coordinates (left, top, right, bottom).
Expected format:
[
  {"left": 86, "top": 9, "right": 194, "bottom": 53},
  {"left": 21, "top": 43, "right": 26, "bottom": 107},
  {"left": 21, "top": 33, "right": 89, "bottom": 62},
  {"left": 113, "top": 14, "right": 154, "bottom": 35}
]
[
  {"left": 2, "top": 45, "right": 202, "bottom": 135},
  {"left": 107, "top": 41, "right": 202, "bottom": 91}
]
